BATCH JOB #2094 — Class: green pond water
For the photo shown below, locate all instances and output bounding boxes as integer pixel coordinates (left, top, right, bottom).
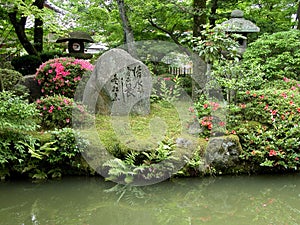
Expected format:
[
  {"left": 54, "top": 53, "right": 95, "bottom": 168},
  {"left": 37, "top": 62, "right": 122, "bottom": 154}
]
[{"left": 1, "top": 174, "right": 300, "bottom": 225}]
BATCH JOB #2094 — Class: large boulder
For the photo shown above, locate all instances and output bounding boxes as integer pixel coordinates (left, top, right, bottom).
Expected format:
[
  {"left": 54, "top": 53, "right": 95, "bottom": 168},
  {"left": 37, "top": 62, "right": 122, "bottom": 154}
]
[
  {"left": 204, "top": 135, "right": 243, "bottom": 172},
  {"left": 81, "top": 48, "right": 152, "bottom": 116}
]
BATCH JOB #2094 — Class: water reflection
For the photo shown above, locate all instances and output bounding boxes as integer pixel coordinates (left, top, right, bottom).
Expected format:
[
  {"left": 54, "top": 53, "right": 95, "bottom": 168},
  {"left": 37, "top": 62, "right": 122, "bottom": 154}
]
[{"left": 1, "top": 174, "right": 300, "bottom": 224}]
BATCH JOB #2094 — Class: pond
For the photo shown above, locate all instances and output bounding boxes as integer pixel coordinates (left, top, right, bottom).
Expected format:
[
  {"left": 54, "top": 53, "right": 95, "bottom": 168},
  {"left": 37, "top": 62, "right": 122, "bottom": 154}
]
[{"left": 1, "top": 174, "right": 300, "bottom": 225}]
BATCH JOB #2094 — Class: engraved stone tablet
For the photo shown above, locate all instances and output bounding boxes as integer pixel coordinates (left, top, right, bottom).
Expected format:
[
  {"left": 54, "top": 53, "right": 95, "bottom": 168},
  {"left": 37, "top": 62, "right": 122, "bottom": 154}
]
[{"left": 82, "top": 49, "right": 152, "bottom": 115}]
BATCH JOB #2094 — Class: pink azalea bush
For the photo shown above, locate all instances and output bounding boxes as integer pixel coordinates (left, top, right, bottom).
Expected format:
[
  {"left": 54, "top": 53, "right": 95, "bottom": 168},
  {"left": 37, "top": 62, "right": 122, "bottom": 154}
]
[
  {"left": 193, "top": 95, "right": 226, "bottom": 138},
  {"left": 35, "top": 57, "right": 94, "bottom": 98},
  {"left": 229, "top": 77, "right": 300, "bottom": 171},
  {"left": 36, "top": 95, "right": 93, "bottom": 130}
]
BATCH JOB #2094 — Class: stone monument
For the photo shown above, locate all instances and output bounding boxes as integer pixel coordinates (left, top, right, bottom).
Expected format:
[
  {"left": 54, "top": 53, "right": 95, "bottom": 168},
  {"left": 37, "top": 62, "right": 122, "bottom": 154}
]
[{"left": 82, "top": 48, "right": 152, "bottom": 116}]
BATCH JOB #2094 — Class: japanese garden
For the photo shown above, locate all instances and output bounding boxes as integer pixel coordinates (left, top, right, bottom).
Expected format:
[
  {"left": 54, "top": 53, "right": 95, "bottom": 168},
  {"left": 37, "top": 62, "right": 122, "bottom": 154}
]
[{"left": 0, "top": 0, "right": 300, "bottom": 224}]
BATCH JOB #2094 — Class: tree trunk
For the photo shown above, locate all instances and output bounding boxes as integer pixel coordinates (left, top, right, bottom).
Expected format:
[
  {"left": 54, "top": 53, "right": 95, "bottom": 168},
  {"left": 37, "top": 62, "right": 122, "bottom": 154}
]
[
  {"left": 8, "top": 12, "right": 38, "bottom": 55},
  {"left": 192, "top": 0, "right": 208, "bottom": 100},
  {"left": 296, "top": 0, "right": 300, "bottom": 29},
  {"left": 33, "top": 0, "right": 45, "bottom": 53},
  {"left": 116, "top": 0, "right": 137, "bottom": 58},
  {"left": 209, "top": 0, "right": 218, "bottom": 27},
  {"left": 193, "top": 0, "right": 207, "bottom": 37}
]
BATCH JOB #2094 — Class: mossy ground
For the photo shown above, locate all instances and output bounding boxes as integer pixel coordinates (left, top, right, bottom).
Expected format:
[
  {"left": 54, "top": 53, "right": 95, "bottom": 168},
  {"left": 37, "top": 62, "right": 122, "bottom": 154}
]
[{"left": 89, "top": 101, "right": 196, "bottom": 155}]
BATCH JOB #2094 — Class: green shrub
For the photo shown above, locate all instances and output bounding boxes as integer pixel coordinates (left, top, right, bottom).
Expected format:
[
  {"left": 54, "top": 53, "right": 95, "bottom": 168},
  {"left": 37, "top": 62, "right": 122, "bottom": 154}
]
[
  {"left": 0, "top": 91, "right": 39, "bottom": 133},
  {"left": 103, "top": 138, "right": 179, "bottom": 184},
  {"left": 0, "top": 91, "right": 39, "bottom": 178},
  {"left": 243, "top": 30, "right": 300, "bottom": 80},
  {"left": 35, "top": 57, "right": 94, "bottom": 98},
  {"left": 11, "top": 55, "right": 42, "bottom": 76},
  {"left": 228, "top": 78, "right": 300, "bottom": 171},
  {"left": 35, "top": 95, "right": 93, "bottom": 130},
  {"left": 0, "top": 69, "right": 23, "bottom": 91},
  {"left": 39, "top": 51, "right": 64, "bottom": 62},
  {"left": 0, "top": 61, "right": 14, "bottom": 70},
  {"left": 31, "top": 128, "right": 90, "bottom": 178},
  {"left": 0, "top": 132, "right": 36, "bottom": 178},
  {"left": 0, "top": 128, "right": 90, "bottom": 179},
  {"left": 37, "top": 128, "right": 89, "bottom": 178}
]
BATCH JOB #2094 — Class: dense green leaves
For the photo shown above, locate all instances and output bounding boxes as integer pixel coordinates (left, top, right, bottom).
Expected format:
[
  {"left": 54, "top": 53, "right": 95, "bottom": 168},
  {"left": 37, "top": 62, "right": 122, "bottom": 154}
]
[
  {"left": 0, "top": 91, "right": 39, "bottom": 132},
  {"left": 243, "top": 30, "right": 300, "bottom": 80}
]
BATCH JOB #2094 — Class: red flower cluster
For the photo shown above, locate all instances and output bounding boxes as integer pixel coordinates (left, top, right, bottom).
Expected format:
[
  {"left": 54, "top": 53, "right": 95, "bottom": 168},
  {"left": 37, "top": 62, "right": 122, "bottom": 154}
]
[
  {"left": 269, "top": 150, "right": 277, "bottom": 156},
  {"left": 201, "top": 116, "right": 213, "bottom": 130}
]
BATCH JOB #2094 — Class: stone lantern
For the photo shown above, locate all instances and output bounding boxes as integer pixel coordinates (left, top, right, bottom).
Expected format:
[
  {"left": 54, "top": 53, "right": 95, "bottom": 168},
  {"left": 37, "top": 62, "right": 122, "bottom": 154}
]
[
  {"left": 221, "top": 10, "right": 260, "bottom": 55},
  {"left": 56, "top": 31, "right": 94, "bottom": 54}
]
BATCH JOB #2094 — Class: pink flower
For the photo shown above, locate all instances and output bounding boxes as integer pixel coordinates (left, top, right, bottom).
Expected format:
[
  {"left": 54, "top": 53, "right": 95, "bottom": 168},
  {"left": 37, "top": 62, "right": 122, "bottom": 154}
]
[
  {"left": 210, "top": 102, "right": 220, "bottom": 111},
  {"left": 280, "top": 92, "right": 287, "bottom": 98},
  {"left": 271, "top": 110, "right": 278, "bottom": 115},
  {"left": 36, "top": 99, "right": 41, "bottom": 104},
  {"left": 207, "top": 123, "right": 212, "bottom": 130},
  {"left": 66, "top": 118, "right": 70, "bottom": 123},
  {"left": 264, "top": 104, "right": 269, "bottom": 110},
  {"left": 63, "top": 99, "right": 70, "bottom": 105},
  {"left": 269, "top": 150, "right": 277, "bottom": 156},
  {"left": 203, "top": 104, "right": 209, "bottom": 109},
  {"left": 219, "top": 121, "right": 226, "bottom": 127},
  {"left": 188, "top": 107, "right": 194, "bottom": 113},
  {"left": 283, "top": 77, "right": 290, "bottom": 82},
  {"left": 240, "top": 103, "right": 246, "bottom": 109}
]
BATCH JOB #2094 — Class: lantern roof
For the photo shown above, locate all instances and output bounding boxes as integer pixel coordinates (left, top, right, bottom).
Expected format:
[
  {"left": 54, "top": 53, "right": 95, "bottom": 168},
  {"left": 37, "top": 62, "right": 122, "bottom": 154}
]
[
  {"left": 56, "top": 31, "right": 94, "bottom": 43},
  {"left": 220, "top": 10, "right": 260, "bottom": 33}
]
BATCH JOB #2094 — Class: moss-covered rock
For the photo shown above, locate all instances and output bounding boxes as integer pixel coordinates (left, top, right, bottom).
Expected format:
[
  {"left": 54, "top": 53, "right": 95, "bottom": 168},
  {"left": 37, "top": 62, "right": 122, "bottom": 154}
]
[{"left": 204, "top": 135, "right": 243, "bottom": 173}]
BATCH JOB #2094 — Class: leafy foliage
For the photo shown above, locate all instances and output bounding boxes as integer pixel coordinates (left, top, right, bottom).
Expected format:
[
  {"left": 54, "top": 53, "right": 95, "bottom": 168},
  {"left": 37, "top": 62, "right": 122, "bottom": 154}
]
[
  {"left": 0, "top": 127, "right": 90, "bottom": 179},
  {"left": 151, "top": 75, "right": 184, "bottom": 104},
  {"left": 186, "top": 24, "right": 242, "bottom": 63},
  {"left": 243, "top": 30, "right": 300, "bottom": 80},
  {"left": 0, "top": 69, "right": 23, "bottom": 91},
  {"left": 103, "top": 138, "right": 179, "bottom": 184},
  {"left": 0, "top": 91, "right": 39, "bottom": 132}
]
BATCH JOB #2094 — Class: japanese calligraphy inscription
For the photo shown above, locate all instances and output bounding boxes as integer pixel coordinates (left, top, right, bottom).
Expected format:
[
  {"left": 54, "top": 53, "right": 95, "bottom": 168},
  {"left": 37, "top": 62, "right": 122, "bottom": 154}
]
[{"left": 82, "top": 48, "right": 152, "bottom": 116}]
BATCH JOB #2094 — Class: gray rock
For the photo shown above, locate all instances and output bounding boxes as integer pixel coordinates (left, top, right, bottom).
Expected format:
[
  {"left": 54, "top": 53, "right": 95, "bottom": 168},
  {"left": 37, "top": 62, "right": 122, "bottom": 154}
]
[
  {"left": 204, "top": 136, "right": 242, "bottom": 170},
  {"left": 16, "top": 74, "right": 41, "bottom": 102},
  {"left": 82, "top": 49, "right": 152, "bottom": 115}
]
